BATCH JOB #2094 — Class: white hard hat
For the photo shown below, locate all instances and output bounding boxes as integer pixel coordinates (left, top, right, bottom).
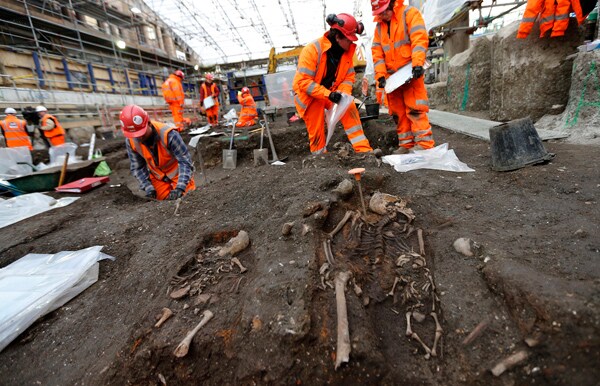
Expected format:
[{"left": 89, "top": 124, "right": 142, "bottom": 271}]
[
  {"left": 4, "top": 108, "right": 17, "bottom": 114},
  {"left": 35, "top": 105, "right": 47, "bottom": 112}
]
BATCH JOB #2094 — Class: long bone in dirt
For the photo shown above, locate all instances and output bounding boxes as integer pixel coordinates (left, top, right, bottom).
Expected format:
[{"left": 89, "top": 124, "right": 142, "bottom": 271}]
[
  {"left": 334, "top": 271, "right": 352, "bottom": 370},
  {"left": 173, "top": 310, "right": 214, "bottom": 358},
  {"left": 155, "top": 308, "right": 173, "bottom": 328},
  {"left": 406, "top": 311, "right": 432, "bottom": 359}
]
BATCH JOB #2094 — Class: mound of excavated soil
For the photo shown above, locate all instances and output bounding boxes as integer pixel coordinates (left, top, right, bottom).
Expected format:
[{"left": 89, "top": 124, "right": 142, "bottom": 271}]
[{"left": 0, "top": 114, "right": 598, "bottom": 385}]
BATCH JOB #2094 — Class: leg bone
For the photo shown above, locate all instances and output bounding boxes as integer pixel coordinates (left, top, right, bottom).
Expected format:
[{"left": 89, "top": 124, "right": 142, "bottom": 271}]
[{"left": 430, "top": 312, "right": 443, "bottom": 357}]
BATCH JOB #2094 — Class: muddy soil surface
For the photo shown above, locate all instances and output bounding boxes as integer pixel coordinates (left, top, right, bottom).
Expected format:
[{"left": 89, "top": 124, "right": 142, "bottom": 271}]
[{"left": 0, "top": 113, "right": 598, "bottom": 385}]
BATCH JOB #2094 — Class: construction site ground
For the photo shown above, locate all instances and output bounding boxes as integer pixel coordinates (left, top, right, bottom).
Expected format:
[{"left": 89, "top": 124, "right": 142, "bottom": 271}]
[{"left": 0, "top": 113, "right": 598, "bottom": 385}]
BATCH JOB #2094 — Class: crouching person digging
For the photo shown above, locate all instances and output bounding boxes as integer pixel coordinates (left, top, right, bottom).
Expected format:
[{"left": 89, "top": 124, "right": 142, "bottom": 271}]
[{"left": 121, "top": 104, "right": 196, "bottom": 200}]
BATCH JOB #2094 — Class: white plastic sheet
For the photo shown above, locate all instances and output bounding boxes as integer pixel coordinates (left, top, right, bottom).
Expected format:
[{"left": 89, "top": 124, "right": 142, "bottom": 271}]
[
  {"left": 0, "top": 147, "right": 33, "bottom": 178},
  {"left": 48, "top": 142, "right": 78, "bottom": 166},
  {"left": 422, "top": 0, "right": 466, "bottom": 31},
  {"left": 0, "top": 246, "right": 115, "bottom": 352},
  {"left": 382, "top": 143, "right": 475, "bottom": 172},
  {"left": 385, "top": 63, "right": 413, "bottom": 94},
  {"left": 223, "top": 108, "right": 237, "bottom": 122},
  {"left": 324, "top": 93, "right": 353, "bottom": 148},
  {"left": 0, "top": 193, "right": 79, "bottom": 229},
  {"left": 263, "top": 70, "right": 296, "bottom": 108}
]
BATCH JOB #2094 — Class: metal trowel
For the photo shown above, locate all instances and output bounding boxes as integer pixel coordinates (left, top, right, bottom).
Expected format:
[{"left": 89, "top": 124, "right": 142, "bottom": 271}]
[
  {"left": 253, "top": 121, "right": 269, "bottom": 166},
  {"left": 223, "top": 120, "right": 237, "bottom": 170}
]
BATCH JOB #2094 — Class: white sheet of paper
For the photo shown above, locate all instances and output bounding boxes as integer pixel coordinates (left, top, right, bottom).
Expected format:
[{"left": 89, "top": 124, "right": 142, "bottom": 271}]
[{"left": 385, "top": 63, "right": 413, "bottom": 94}]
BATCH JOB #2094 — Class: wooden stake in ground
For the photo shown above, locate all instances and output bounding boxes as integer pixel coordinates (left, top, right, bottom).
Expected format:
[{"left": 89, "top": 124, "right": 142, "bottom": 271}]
[
  {"left": 173, "top": 310, "right": 214, "bottom": 358},
  {"left": 334, "top": 271, "right": 352, "bottom": 370}
]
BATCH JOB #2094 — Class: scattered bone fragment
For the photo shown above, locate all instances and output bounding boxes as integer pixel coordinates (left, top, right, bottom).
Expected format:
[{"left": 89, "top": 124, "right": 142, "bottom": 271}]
[
  {"left": 319, "top": 262, "right": 330, "bottom": 275},
  {"left": 301, "top": 224, "right": 312, "bottom": 236},
  {"left": 462, "top": 319, "right": 490, "bottom": 346},
  {"left": 369, "top": 192, "right": 399, "bottom": 215},
  {"left": 158, "top": 373, "right": 167, "bottom": 386},
  {"left": 303, "top": 201, "right": 323, "bottom": 217},
  {"left": 173, "top": 310, "right": 214, "bottom": 358},
  {"left": 154, "top": 308, "right": 173, "bottom": 328},
  {"left": 363, "top": 296, "right": 370, "bottom": 307},
  {"left": 332, "top": 179, "right": 353, "bottom": 199},
  {"left": 524, "top": 337, "right": 540, "bottom": 348},
  {"left": 282, "top": 222, "right": 295, "bottom": 236},
  {"left": 183, "top": 304, "right": 190, "bottom": 310},
  {"left": 170, "top": 285, "right": 191, "bottom": 300},
  {"left": 194, "top": 294, "right": 212, "bottom": 306},
  {"left": 334, "top": 271, "right": 352, "bottom": 370},
  {"left": 231, "top": 257, "right": 247, "bottom": 273},
  {"left": 328, "top": 211, "right": 353, "bottom": 239},
  {"left": 417, "top": 229, "right": 425, "bottom": 256},
  {"left": 453, "top": 237, "right": 474, "bottom": 257},
  {"left": 218, "top": 231, "right": 250, "bottom": 257},
  {"left": 353, "top": 282, "right": 363, "bottom": 297},
  {"left": 491, "top": 350, "right": 530, "bottom": 377}
]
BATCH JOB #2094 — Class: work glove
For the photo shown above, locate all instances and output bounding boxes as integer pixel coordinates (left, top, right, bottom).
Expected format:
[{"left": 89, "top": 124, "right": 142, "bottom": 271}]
[
  {"left": 167, "top": 188, "right": 184, "bottom": 200},
  {"left": 412, "top": 66, "right": 424, "bottom": 79},
  {"left": 328, "top": 91, "right": 342, "bottom": 104},
  {"left": 145, "top": 189, "right": 157, "bottom": 199},
  {"left": 377, "top": 77, "right": 386, "bottom": 89}
]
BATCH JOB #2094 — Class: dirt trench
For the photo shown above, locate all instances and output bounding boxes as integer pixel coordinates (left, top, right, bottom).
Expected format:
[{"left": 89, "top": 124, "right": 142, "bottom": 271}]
[{"left": 0, "top": 114, "right": 598, "bottom": 385}]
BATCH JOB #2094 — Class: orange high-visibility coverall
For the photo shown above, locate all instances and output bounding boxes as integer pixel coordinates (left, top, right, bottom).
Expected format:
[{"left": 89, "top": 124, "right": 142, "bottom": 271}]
[
  {"left": 518, "top": 0, "right": 585, "bottom": 38},
  {"left": 200, "top": 82, "right": 220, "bottom": 126},
  {"left": 0, "top": 115, "right": 32, "bottom": 150},
  {"left": 161, "top": 74, "right": 185, "bottom": 131},
  {"left": 236, "top": 91, "right": 258, "bottom": 127},
  {"left": 372, "top": 3, "right": 434, "bottom": 150},
  {"left": 293, "top": 33, "right": 373, "bottom": 154},
  {"left": 127, "top": 121, "right": 195, "bottom": 200},
  {"left": 40, "top": 114, "right": 66, "bottom": 146}
]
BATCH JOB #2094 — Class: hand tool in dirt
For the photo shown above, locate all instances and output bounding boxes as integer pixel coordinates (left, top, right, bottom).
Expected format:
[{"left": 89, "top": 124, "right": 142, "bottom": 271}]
[
  {"left": 188, "top": 135, "right": 209, "bottom": 184},
  {"left": 174, "top": 197, "right": 182, "bottom": 216},
  {"left": 223, "top": 120, "right": 237, "bottom": 170},
  {"left": 262, "top": 114, "right": 288, "bottom": 164},
  {"left": 253, "top": 121, "right": 269, "bottom": 166},
  {"left": 57, "top": 153, "right": 70, "bottom": 187},
  {"left": 348, "top": 168, "right": 367, "bottom": 216}
]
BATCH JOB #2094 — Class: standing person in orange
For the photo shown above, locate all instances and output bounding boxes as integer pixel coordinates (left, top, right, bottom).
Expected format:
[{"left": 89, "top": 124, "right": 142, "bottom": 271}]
[
  {"left": 371, "top": 0, "right": 434, "bottom": 154},
  {"left": 235, "top": 87, "right": 258, "bottom": 127},
  {"left": 36, "top": 105, "right": 66, "bottom": 146},
  {"left": 120, "top": 105, "right": 195, "bottom": 201},
  {"left": 1, "top": 108, "right": 32, "bottom": 150},
  {"left": 161, "top": 70, "right": 186, "bottom": 131},
  {"left": 200, "top": 73, "right": 220, "bottom": 126},
  {"left": 293, "top": 13, "right": 373, "bottom": 154}
]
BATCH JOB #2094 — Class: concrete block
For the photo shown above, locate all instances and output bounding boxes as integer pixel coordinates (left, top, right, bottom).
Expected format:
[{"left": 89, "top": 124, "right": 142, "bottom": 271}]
[{"left": 68, "top": 126, "right": 95, "bottom": 145}]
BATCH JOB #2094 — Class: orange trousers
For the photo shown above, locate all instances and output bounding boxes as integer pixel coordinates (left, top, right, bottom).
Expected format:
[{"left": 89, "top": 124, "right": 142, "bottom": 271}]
[
  {"left": 387, "top": 76, "right": 434, "bottom": 150},
  {"left": 206, "top": 103, "right": 219, "bottom": 126},
  {"left": 150, "top": 173, "right": 196, "bottom": 201},
  {"left": 304, "top": 98, "right": 372, "bottom": 154},
  {"left": 168, "top": 103, "right": 184, "bottom": 131}
]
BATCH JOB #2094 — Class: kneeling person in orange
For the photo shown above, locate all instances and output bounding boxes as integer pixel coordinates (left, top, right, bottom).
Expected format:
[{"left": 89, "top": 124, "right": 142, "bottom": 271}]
[
  {"left": 120, "top": 105, "right": 196, "bottom": 201},
  {"left": 36, "top": 105, "right": 66, "bottom": 146},
  {"left": 292, "top": 13, "right": 373, "bottom": 154},
  {"left": 1, "top": 108, "right": 32, "bottom": 150},
  {"left": 236, "top": 87, "right": 258, "bottom": 127}
]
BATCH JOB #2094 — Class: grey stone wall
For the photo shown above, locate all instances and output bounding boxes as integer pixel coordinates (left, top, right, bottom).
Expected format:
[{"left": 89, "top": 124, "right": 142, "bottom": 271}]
[{"left": 490, "top": 20, "right": 584, "bottom": 121}]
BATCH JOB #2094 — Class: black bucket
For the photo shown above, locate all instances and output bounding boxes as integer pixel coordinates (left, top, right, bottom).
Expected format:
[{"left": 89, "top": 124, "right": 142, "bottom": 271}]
[
  {"left": 489, "top": 117, "right": 555, "bottom": 172},
  {"left": 365, "top": 103, "right": 380, "bottom": 118}
]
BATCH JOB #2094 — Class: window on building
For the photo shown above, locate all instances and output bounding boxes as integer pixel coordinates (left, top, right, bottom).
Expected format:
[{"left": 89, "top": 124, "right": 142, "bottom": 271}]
[
  {"left": 82, "top": 15, "right": 99, "bottom": 30},
  {"left": 136, "top": 25, "right": 146, "bottom": 44},
  {"left": 146, "top": 25, "right": 157, "bottom": 41},
  {"left": 175, "top": 49, "right": 186, "bottom": 61}
]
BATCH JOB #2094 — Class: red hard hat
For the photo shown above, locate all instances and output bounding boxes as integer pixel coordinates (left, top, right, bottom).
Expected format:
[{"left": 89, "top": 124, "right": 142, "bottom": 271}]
[
  {"left": 241, "top": 86, "right": 250, "bottom": 94},
  {"left": 120, "top": 105, "right": 149, "bottom": 138},
  {"left": 329, "top": 13, "right": 363, "bottom": 42},
  {"left": 174, "top": 70, "right": 184, "bottom": 79},
  {"left": 371, "top": 0, "right": 391, "bottom": 16},
  {"left": 205, "top": 73, "right": 214, "bottom": 81}
]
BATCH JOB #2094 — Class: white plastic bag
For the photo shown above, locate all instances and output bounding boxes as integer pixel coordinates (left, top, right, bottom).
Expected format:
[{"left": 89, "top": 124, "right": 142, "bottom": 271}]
[
  {"left": 223, "top": 108, "right": 237, "bottom": 122},
  {"left": 49, "top": 142, "right": 78, "bottom": 166},
  {"left": 0, "top": 147, "right": 33, "bottom": 178},
  {"left": 382, "top": 143, "right": 475, "bottom": 173},
  {"left": 0, "top": 246, "right": 115, "bottom": 352},
  {"left": 324, "top": 93, "right": 353, "bottom": 148}
]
